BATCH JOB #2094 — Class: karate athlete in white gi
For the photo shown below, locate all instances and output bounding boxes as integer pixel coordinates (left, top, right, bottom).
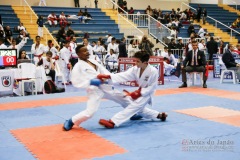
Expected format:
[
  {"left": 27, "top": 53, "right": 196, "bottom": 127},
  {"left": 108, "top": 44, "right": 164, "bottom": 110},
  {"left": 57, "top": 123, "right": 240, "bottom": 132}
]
[
  {"left": 63, "top": 45, "right": 128, "bottom": 131},
  {"left": 31, "top": 36, "right": 45, "bottom": 65},
  {"left": 98, "top": 51, "right": 168, "bottom": 128},
  {"left": 63, "top": 48, "right": 167, "bottom": 131}
]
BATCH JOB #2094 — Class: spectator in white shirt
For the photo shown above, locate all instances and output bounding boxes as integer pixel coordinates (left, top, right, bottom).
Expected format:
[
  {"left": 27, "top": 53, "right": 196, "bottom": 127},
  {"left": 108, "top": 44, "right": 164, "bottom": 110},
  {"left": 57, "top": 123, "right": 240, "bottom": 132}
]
[
  {"left": 8, "top": 37, "right": 28, "bottom": 58},
  {"left": 128, "top": 39, "right": 138, "bottom": 58}
]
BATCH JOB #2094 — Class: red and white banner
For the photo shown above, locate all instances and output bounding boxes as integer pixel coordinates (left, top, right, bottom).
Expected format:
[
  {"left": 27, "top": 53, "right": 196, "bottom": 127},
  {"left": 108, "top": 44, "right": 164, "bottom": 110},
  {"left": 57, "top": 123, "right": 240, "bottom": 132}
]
[
  {"left": 118, "top": 56, "right": 164, "bottom": 86},
  {"left": 0, "top": 69, "right": 14, "bottom": 93}
]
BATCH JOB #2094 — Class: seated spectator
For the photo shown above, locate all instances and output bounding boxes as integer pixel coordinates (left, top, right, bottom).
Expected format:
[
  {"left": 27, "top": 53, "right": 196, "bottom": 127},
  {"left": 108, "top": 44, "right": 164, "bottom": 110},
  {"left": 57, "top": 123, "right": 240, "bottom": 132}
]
[
  {"left": 222, "top": 44, "right": 240, "bottom": 81},
  {"left": 0, "top": 25, "right": 5, "bottom": 39},
  {"left": 179, "top": 11, "right": 187, "bottom": 21},
  {"left": 4, "top": 26, "right": 13, "bottom": 45},
  {"left": 172, "top": 18, "right": 182, "bottom": 32},
  {"left": 83, "top": 8, "right": 92, "bottom": 23},
  {"left": 163, "top": 57, "right": 175, "bottom": 76},
  {"left": 56, "top": 26, "right": 66, "bottom": 44},
  {"left": 66, "top": 26, "right": 75, "bottom": 39},
  {"left": 0, "top": 38, "right": 7, "bottom": 49},
  {"left": 93, "top": 40, "right": 106, "bottom": 61},
  {"left": 127, "top": 39, "right": 139, "bottom": 58},
  {"left": 168, "top": 38, "right": 177, "bottom": 50},
  {"left": 37, "top": 51, "right": 56, "bottom": 82},
  {"left": 59, "top": 12, "right": 68, "bottom": 28},
  {"left": 187, "top": 24, "right": 195, "bottom": 36},
  {"left": 48, "top": 12, "right": 58, "bottom": 27},
  {"left": 18, "top": 49, "right": 30, "bottom": 60},
  {"left": 105, "top": 49, "right": 118, "bottom": 72},
  {"left": 198, "top": 26, "right": 205, "bottom": 38},
  {"left": 198, "top": 39, "right": 206, "bottom": 51},
  {"left": 17, "top": 23, "right": 27, "bottom": 33},
  {"left": 170, "top": 27, "right": 177, "bottom": 38}
]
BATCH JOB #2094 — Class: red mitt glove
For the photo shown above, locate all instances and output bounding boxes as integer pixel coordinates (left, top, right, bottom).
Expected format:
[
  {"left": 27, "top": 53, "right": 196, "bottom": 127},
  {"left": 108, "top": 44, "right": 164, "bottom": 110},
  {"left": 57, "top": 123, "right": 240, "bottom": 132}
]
[
  {"left": 54, "top": 55, "right": 59, "bottom": 60},
  {"left": 97, "top": 74, "right": 111, "bottom": 81},
  {"left": 123, "top": 88, "right": 142, "bottom": 100},
  {"left": 67, "top": 63, "right": 71, "bottom": 70}
]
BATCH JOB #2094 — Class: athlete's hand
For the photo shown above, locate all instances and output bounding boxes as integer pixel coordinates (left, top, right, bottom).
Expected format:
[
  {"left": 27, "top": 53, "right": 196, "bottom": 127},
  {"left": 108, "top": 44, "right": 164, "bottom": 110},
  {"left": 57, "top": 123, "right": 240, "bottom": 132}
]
[
  {"left": 123, "top": 88, "right": 142, "bottom": 100},
  {"left": 97, "top": 74, "right": 111, "bottom": 81}
]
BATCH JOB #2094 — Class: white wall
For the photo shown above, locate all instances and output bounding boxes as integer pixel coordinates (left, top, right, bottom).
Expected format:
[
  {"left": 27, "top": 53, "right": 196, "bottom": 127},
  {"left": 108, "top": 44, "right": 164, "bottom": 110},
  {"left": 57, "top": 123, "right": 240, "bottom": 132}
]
[{"left": 190, "top": 0, "right": 218, "bottom": 4}]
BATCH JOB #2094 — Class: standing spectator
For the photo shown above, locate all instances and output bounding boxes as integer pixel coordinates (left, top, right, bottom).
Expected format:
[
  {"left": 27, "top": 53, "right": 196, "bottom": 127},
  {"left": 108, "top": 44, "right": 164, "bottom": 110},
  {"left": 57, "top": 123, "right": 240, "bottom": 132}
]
[
  {"left": 222, "top": 44, "right": 240, "bottom": 81},
  {"left": 74, "top": 0, "right": 80, "bottom": 7},
  {"left": 196, "top": 4, "right": 202, "bottom": 23},
  {"left": 37, "top": 15, "right": 44, "bottom": 38},
  {"left": 60, "top": 41, "right": 72, "bottom": 85},
  {"left": 94, "top": 0, "right": 98, "bottom": 8},
  {"left": 206, "top": 36, "right": 218, "bottom": 64},
  {"left": 202, "top": 8, "right": 207, "bottom": 25},
  {"left": 106, "top": 34, "right": 113, "bottom": 44},
  {"left": 118, "top": 37, "right": 127, "bottom": 57},
  {"left": 138, "top": 35, "right": 154, "bottom": 56},
  {"left": 39, "top": 0, "right": 46, "bottom": 6}
]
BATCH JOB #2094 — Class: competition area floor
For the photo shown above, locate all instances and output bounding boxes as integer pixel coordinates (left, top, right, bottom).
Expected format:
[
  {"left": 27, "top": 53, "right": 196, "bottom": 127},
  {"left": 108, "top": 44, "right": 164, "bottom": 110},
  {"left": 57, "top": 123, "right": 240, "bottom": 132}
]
[{"left": 0, "top": 73, "right": 240, "bottom": 160}]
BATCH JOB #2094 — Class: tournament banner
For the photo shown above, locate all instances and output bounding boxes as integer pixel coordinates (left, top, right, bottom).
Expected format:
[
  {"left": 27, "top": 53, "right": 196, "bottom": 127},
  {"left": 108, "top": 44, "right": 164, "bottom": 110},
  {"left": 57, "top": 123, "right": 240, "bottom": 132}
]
[
  {"left": 118, "top": 56, "right": 164, "bottom": 86},
  {"left": 213, "top": 54, "right": 240, "bottom": 79},
  {"left": 0, "top": 69, "right": 14, "bottom": 93}
]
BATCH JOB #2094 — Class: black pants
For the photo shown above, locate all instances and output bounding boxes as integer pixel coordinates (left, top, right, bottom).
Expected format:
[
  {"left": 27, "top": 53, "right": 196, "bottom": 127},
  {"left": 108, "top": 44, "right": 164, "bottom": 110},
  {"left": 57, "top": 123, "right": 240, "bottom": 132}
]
[
  {"left": 46, "top": 70, "right": 56, "bottom": 82},
  {"left": 74, "top": 0, "right": 80, "bottom": 7},
  {"left": 181, "top": 66, "right": 207, "bottom": 83}
]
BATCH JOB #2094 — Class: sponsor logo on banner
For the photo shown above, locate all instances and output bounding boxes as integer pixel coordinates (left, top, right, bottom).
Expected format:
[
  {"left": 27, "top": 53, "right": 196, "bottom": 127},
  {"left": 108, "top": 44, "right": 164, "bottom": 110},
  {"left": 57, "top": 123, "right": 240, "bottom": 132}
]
[
  {"left": 1, "top": 76, "right": 11, "bottom": 87},
  {"left": 126, "top": 64, "right": 133, "bottom": 70}
]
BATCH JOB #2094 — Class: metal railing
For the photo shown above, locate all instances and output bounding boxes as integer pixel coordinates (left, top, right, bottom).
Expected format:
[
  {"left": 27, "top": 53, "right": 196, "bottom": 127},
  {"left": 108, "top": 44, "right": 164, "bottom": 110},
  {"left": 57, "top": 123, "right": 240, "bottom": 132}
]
[
  {"left": 121, "top": 14, "right": 171, "bottom": 46},
  {"left": 181, "top": 2, "right": 240, "bottom": 42},
  {"left": 225, "top": 0, "right": 238, "bottom": 10},
  {"left": 104, "top": 0, "right": 168, "bottom": 46},
  {"left": 20, "top": 0, "right": 59, "bottom": 46}
]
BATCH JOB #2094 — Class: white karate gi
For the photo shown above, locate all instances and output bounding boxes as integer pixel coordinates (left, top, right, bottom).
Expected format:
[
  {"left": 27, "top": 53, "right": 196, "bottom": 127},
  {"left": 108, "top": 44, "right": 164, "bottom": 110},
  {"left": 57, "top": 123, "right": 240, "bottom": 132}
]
[
  {"left": 71, "top": 59, "right": 128, "bottom": 126},
  {"left": 105, "top": 53, "right": 118, "bottom": 70},
  {"left": 109, "top": 64, "right": 160, "bottom": 127},
  {"left": 164, "top": 61, "right": 175, "bottom": 76},
  {"left": 60, "top": 47, "right": 71, "bottom": 83},
  {"left": 8, "top": 38, "right": 27, "bottom": 58},
  {"left": 31, "top": 43, "right": 45, "bottom": 65}
]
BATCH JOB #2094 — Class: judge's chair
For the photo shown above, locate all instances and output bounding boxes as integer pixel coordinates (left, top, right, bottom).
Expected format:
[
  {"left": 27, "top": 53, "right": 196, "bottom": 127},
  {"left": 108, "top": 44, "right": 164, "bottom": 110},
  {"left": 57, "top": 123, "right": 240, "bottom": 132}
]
[{"left": 17, "top": 63, "right": 38, "bottom": 96}]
